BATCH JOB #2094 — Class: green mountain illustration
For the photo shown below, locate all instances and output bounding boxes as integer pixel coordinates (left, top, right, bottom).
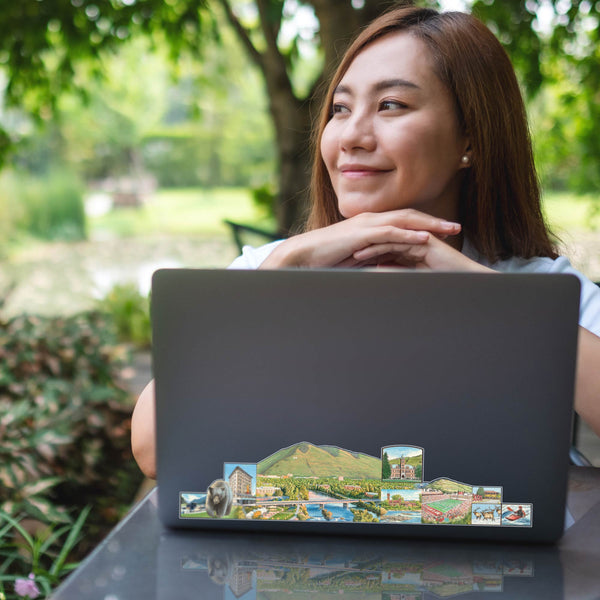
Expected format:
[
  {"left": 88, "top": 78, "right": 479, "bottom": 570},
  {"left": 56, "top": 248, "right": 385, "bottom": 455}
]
[
  {"left": 426, "top": 478, "right": 472, "bottom": 494},
  {"left": 258, "top": 442, "right": 381, "bottom": 479},
  {"left": 388, "top": 454, "right": 422, "bottom": 468},
  {"left": 405, "top": 455, "right": 422, "bottom": 468}
]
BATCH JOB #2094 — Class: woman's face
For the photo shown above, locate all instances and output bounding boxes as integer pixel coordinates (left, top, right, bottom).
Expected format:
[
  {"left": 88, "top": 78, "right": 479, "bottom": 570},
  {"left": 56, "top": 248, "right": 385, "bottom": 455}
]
[{"left": 320, "top": 32, "right": 468, "bottom": 221}]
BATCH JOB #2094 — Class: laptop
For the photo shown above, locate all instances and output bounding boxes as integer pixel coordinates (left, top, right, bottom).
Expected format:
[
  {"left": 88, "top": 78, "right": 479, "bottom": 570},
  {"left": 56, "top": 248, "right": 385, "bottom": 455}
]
[{"left": 151, "top": 269, "right": 580, "bottom": 542}]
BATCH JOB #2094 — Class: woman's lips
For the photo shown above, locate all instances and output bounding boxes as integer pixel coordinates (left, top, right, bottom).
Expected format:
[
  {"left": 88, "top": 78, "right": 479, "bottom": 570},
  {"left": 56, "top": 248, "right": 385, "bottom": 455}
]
[{"left": 339, "top": 166, "right": 392, "bottom": 178}]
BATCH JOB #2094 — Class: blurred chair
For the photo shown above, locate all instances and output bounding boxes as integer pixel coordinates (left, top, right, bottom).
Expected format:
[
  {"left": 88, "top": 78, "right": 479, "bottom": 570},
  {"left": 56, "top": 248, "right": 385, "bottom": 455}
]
[{"left": 224, "top": 220, "right": 280, "bottom": 255}]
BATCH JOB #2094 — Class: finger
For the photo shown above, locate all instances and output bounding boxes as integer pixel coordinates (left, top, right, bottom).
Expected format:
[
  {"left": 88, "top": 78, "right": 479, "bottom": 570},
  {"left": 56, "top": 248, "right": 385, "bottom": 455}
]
[
  {"left": 359, "top": 227, "right": 430, "bottom": 248},
  {"left": 369, "top": 210, "right": 461, "bottom": 235},
  {"left": 334, "top": 256, "right": 370, "bottom": 268},
  {"left": 353, "top": 243, "right": 428, "bottom": 263}
]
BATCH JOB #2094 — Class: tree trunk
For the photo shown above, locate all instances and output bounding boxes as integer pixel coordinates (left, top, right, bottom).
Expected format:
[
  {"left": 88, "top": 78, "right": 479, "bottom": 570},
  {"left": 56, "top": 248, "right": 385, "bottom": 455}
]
[
  {"left": 273, "top": 101, "right": 313, "bottom": 235},
  {"left": 272, "top": 0, "right": 401, "bottom": 234},
  {"left": 221, "top": 0, "right": 400, "bottom": 235}
]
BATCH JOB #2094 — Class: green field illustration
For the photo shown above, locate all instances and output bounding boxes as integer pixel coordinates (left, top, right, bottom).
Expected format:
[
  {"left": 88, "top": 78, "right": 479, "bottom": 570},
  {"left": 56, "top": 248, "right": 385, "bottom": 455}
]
[{"left": 258, "top": 441, "right": 381, "bottom": 479}]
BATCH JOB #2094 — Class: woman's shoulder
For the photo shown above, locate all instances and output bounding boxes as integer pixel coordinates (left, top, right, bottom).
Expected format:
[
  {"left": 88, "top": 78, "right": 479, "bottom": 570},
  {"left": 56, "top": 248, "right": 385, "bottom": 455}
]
[
  {"left": 465, "top": 241, "right": 600, "bottom": 336},
  {"left": 227, "top": 239, "right": 286, "bottom": 270}
]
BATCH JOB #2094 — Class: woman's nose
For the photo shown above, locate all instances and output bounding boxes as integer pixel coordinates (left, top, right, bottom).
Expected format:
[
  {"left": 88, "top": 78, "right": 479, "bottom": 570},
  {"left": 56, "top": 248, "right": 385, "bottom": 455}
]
[{"left": 339, "top": 110, "right": 376, "bottom": 152}]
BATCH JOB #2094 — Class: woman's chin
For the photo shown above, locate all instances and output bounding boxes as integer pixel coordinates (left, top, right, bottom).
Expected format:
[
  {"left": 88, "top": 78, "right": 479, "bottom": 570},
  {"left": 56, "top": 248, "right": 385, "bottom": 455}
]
[{"left": 337, "top": 198, "right": 411, "bottom": 219}]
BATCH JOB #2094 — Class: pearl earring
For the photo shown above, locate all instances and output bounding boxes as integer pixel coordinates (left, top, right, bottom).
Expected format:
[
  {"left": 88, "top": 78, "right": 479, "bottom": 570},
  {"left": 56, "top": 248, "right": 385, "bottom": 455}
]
[{"left": 461, "top": 155, "right": 470, "bottom": 164}]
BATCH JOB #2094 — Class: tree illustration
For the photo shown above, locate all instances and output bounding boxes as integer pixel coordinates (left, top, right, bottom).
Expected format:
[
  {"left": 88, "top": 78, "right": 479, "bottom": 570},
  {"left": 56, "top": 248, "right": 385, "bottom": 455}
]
[{"left": 382, "top": 452, "right": 391, "bottom": 480}]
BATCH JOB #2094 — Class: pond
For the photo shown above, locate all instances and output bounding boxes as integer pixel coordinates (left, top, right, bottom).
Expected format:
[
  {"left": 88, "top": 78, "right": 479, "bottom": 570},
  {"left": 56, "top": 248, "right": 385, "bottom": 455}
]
[{"left": 1, "top": 234, "right": 237, "bottom": 318}]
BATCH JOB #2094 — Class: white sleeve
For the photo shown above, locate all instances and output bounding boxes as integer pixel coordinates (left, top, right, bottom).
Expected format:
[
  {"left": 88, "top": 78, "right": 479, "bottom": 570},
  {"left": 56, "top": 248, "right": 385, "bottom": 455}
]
[
  {"left": 227, "top": 240, "right": 285, "bottom": 270},
  {"left": 472, "top": 249, "right": 600, "bottom": 337},
  {"left": 544, "top": 257, "right": 600, "bottom": 337}
]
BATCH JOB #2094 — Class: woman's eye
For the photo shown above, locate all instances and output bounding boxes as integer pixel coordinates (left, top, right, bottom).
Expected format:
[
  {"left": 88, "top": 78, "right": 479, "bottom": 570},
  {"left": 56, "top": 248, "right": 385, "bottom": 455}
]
[
  {"left": 380, "top": 100, "right": 407, "bottom": 111},
  {"left": 332, "top": 103, "right": 350, "bottom": 115}
]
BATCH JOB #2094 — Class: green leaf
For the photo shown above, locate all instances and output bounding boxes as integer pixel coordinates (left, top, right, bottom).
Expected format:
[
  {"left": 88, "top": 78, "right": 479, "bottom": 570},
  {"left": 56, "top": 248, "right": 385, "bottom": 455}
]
[
  {"left": 23, "top": 497, "right": 71, "bottom": 524},
  {"left": 0, "top": 511, "right": 34, "bottom": 550},
  {"left": 50, "top": 505, "right": 91, "bottom": 577},
  {"left": 20, "top": 477, "right": 62, "bottom": 497}
]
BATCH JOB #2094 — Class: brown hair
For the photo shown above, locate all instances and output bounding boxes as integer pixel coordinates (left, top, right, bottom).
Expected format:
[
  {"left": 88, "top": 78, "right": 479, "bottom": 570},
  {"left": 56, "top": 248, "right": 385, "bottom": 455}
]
[{"left": 306, "top": 6, "right": 557, "bottom": 261}]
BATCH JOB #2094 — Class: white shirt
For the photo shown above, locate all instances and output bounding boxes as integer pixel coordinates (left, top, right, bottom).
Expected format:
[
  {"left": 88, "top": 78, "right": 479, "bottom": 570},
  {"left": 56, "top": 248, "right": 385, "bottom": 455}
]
[{"left": 228, "top": 238, "right": 600, "bottom": 337}]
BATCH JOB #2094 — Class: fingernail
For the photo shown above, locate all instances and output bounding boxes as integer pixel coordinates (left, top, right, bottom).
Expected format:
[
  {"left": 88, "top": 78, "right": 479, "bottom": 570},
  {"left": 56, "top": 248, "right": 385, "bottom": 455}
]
[
  {"left": 415, "top": 232, "right": 429, "bottom": 240},
  {"left": 441, "top": 221, "right": 461, "bottom": 230}
]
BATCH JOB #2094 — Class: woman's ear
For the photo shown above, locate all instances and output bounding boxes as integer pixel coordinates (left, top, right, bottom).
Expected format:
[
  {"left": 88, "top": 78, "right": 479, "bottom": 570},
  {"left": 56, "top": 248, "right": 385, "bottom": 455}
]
[{"left": 459, "top": 142, "right": 472, "bottom": 169}]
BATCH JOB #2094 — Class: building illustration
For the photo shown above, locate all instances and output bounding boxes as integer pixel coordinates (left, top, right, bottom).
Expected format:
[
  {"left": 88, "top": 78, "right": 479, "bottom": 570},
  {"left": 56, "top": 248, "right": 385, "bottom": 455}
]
[
  {"left": 390, "top": 457, "right": 416, "bottom": 480},
  {"left": 383, "top": 445, "right": 423, "bottom": 482},
  {"left": 228, "top": 466, "right": 253, "bottom": 498}
]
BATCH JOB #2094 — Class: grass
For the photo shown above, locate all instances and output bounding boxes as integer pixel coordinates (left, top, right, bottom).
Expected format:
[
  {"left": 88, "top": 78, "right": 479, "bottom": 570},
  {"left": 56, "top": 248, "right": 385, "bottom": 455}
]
[
  {"left": 88, "top": 187, "right": 275, "bottom": 238},
  {"left": 87, "top": 186, "right": 598, "bottom": 239},
  {"left": 542, "top": 190, "right": 600, "bottom": 232}
]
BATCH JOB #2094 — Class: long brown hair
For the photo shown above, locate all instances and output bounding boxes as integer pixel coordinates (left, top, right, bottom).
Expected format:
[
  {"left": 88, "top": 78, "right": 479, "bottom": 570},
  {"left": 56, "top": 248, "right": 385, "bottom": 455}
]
[{"left": 306, "top": 6, "right": 557, "bottom": 261}]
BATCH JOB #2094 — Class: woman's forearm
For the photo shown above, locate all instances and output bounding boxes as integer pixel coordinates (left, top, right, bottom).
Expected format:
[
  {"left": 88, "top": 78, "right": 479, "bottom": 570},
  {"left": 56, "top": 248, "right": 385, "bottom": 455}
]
[
  {"left": 131, "top": 380, "right": 157, "bottom": 479},
  {"left": 575, "top": 327, "right": 600, "bottom": 437}
]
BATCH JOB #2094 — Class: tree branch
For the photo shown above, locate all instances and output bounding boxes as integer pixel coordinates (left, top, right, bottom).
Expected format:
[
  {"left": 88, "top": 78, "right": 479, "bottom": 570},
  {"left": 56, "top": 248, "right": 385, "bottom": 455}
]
[
  {"left": 255, "top": 0, "right": 282, "bottom": 58},
  {"left": 216, "top": 0, "right": 264, "bottom": 71}
]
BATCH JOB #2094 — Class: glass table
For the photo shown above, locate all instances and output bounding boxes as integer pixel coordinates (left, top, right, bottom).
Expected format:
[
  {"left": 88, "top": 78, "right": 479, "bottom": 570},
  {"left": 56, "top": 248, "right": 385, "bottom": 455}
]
[{"left": 50, "top": 467, "right": 600, "bottom": 599}]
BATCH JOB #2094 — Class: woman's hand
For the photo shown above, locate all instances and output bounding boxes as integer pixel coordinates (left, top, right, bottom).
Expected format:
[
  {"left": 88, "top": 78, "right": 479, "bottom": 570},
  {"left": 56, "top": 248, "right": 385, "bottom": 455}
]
[
  {"left": 261, "top": 209, "right": 460, "bottom": 269},
  {"left": 260, "top": 209, "right": 490, "bottom": 272},
  {"left": 352, "top": 230, "right": 491, "bottom": 271}
]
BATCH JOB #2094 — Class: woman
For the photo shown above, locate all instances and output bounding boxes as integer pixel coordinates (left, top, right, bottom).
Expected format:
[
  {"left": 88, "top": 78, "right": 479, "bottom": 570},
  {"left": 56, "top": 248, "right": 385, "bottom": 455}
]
[{"left": 132, "top": 6, "right": 600, "bottom": 478}]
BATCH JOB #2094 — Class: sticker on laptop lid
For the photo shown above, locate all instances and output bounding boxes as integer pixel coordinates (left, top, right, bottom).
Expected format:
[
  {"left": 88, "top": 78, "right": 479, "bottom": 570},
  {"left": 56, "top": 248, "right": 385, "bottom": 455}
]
[
  {"left": 178, "top": 441, "right": 531, "bottom": 527},
  {"left": 501, "top": 504, "right": 533, "bottom": 526}
]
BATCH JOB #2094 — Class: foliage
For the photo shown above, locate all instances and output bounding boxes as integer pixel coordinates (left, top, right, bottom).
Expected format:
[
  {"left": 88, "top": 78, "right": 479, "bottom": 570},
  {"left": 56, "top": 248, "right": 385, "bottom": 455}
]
[
  {"left": 0, "top": 507, "right": 91, "bottom": 598},
  {"left": 531, "top": 54, "right": 600, "bottom": 197},
  {"left": 97, "top": 283, "right": 151, "bottom": 349},
  {"left": 4, "top": 21, "right": 275, "bottom": 199},
  {"left": 382, "top": 452, "right": 391, "bottom": 480},
  {"left": 350, "top": 508, "right": 378, "bottom": 522},
  {"left": 1, "top": 0, "right": 600, "bottom": 228},
  {"left": 0, "top": 311, "right": 143, "bottom": 556},
  {"left": 0, "top": 0, "right": 211, "bottom": 187},
  {"left": 0, "top": 0, "right": 211, "bottom": 116},
  {"left": 472, "top": 0, "right": 600, "bottom": 196},
  {"left": 251, "top": 181, "right": 278, "bottom": 219},
  {"left": 0, "top": 168, "right": 86, "bottom": 242}
]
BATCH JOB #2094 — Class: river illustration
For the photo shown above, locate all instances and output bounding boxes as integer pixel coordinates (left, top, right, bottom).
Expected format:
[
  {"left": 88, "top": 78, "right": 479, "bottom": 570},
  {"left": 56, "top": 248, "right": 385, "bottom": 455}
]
[
  {"left": 305, "top": 503, "right": 356, "bottom": 521},
  {"left": 301, "top": 490, "right": 369, "bottom": 522},
  {"left": 381, "top": 510, "right": 421, "bottom": 524}
]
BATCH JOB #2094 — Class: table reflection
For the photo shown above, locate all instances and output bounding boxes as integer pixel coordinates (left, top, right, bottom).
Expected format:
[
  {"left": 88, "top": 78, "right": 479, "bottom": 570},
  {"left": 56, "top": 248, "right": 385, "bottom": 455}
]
[{"left": 158, "top": 529, "right": 562, "bottom": 599}]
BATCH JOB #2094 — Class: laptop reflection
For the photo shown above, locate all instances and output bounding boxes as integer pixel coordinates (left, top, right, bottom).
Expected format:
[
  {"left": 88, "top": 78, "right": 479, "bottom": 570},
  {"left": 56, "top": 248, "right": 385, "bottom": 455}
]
[{"left": 158, "top": 530, "right": 561, "bottom": 599}]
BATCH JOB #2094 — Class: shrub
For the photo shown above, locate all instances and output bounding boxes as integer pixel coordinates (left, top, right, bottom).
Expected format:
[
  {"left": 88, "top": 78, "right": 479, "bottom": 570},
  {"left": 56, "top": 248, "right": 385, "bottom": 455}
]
[
  {"left": 0, "top": 311, "right": 143, "bottom": 558},
  {"left": 0, "top": 168, "right": 86, "bottom": 242},
  {"left": 0, "top": 507, "right": 90, "bottom": 598},
  {"left": 97, "top": 283, "right": 151, "bottom": 349}
]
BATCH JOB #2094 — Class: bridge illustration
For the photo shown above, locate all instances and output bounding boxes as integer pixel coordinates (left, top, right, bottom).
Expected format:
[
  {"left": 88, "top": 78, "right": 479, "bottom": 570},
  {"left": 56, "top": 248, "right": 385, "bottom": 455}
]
[{"left": 240, "top": 499, "right": 354, "bottom": 509}]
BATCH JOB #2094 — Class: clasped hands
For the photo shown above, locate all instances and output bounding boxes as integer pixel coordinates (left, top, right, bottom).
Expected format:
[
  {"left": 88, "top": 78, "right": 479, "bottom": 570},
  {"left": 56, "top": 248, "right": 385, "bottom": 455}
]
[{"left": 261, "top": 209, "right": 492, "bottom": 272}]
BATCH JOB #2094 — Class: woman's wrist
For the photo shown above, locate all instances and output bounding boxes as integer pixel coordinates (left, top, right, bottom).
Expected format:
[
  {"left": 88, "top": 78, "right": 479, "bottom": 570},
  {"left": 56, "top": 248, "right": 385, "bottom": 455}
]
[{"left": 259, "top": 237, "right": 303, "bottom": 269}]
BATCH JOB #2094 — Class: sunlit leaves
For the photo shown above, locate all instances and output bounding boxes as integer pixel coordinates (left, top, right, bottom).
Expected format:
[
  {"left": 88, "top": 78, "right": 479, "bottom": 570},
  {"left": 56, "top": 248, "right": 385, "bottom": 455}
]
[
  {"left": 0, "top": 0, "right": 211, "bottom": 116},
  {"left": 0, "top": 311, "right": 142, "bottom": 529}
]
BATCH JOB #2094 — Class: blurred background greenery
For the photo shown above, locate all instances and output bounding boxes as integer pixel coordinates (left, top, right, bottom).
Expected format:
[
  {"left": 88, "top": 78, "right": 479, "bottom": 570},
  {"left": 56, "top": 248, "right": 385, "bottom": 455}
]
[{"left": 1, "top": 0, "right": 599, "bottom": 594}]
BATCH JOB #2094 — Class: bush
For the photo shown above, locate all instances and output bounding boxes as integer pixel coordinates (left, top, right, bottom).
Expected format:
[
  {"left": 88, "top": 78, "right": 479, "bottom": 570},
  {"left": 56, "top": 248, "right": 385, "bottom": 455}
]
[
  {"left": 0, "top": 168, "right": 86, "bottom": 241},
  {"left": 97, "top": 283, "right": 151, "bottom": 349},
  {"left": 0, "top": 311, "right": 143, "bottom": 558},
  {"left": 0, "top": 507, "right": 90, "bottom": 598}
]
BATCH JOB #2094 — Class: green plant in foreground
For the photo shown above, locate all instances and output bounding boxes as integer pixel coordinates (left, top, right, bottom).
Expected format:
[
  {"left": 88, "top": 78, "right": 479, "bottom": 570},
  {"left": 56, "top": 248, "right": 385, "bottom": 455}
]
[
  {"left": 97, "top": 283, "right": 151, "bottom": 349},
  {"left": 0, "top": 506, "right": 90, "bottom": 598},
  {"left": 0, "top": 311, "right": 143, "bottom": 559}
]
